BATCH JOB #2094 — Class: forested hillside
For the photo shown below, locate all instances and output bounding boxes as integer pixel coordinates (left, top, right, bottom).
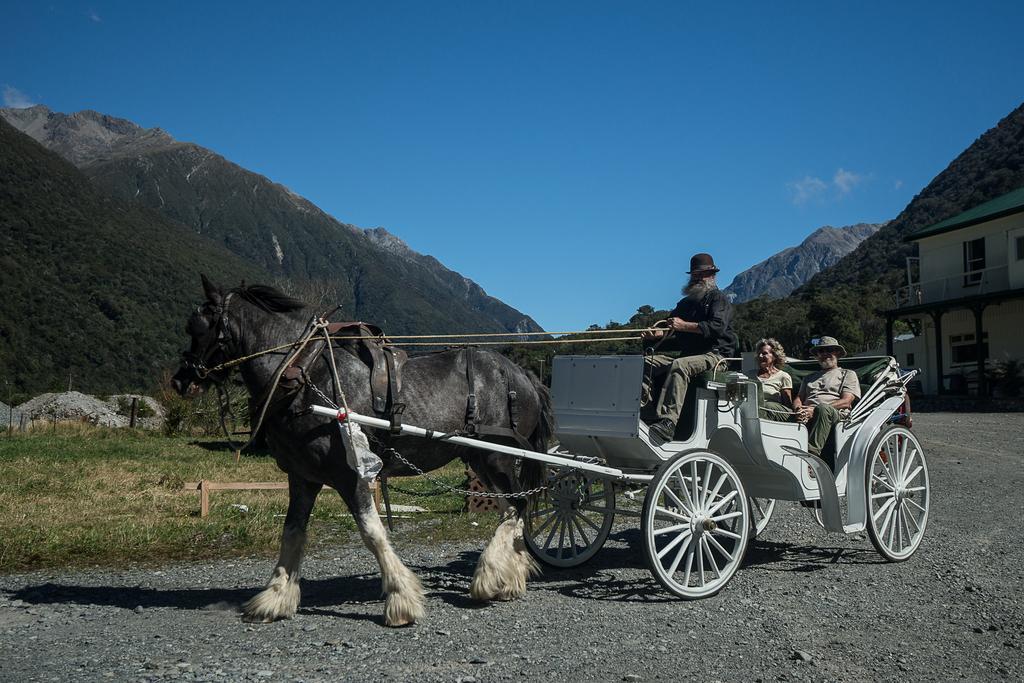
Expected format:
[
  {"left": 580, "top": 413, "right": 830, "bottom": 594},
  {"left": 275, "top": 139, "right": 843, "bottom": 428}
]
[{"left": 0, "top": 119, "right": 269, "bottom": 396}]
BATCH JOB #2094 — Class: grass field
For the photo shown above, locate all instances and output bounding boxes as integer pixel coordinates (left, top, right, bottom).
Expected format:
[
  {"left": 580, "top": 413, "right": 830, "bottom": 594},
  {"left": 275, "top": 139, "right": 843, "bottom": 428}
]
[{"left": 0, "top": 425, "right": 494, "bottom": 572}]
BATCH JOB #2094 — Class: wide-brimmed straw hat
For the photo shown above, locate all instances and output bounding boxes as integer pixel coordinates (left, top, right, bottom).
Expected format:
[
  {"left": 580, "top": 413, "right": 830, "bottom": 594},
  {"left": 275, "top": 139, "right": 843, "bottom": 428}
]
[
  {"left": 687, "top": 252, "right": 720, "bottom": 274},
  {"left": 810, "top": 336, "right": 847, "bottom": 357}
]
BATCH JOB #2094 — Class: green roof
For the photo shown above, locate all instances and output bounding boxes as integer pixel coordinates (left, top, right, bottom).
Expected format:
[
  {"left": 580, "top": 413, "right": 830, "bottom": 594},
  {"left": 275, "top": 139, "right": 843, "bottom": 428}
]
[{"left": 906, "top": 186, "right": 1024, "bottom": 241}]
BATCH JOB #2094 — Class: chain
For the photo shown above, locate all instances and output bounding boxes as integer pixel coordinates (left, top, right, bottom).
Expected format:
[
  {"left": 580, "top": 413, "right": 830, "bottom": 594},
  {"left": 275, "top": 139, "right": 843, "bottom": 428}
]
[
  {"left": 384, "top": 447, "right": 549, "bottom": 499},
  {"left": 308, "top": 383, "right": 549, "bottom": 499}
]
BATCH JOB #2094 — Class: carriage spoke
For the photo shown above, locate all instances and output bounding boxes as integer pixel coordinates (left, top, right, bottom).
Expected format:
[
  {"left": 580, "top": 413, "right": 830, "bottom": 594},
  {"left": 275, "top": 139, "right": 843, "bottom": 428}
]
[
  {"left": 657, "top": 529, "right": 692, "bottom": 560},
  {"left": 576, "top": 511, "right": 603, "bottom": 533},
  {"left": 878, "top": 442, "right": 897, "bottom": 485},
  {"left": 705, "top": 472, "right": 729, "bottom": 511},
  {"left": 871, "top": 473, "right": 895, "bottom": 491},
  {"left": 701, "top": 537, "right": 721, "bottom": 580},
  {"left": 904, "top": 505, "right": 922, "bottom": 534},
  {"left": 654, "top": 522, "right": 691, "bottom": 537},
  {"left": 666, "top": 533, "right": 693, "bottom": 574},
  {"left": 681, "top": 544, "right": 695, "bottom": 587},
  {"left": 884, "top": 505, "right": 898, "bottom": 549},
  {"left": 904, "top": 465, "right": 924, "bottom": 486},
  {"left": 711, "top": 527, "right": 742, "bottom": 540},
  {"left": 542, "top": 514, "right": 561, "bottom": 552},
  {"left": 655, "top": 505, "right": 690, "bottom": 522},
  {"left": 674, "top": 471, "right": 696, "bottom": 512},
  {"left": 872, "top": 496, "right": 896, "bottom": 523},
  {"left": 663, "top": 485, "right": 692, "bottom": 516},
  {"left": 707, "top": 489, "right": 738, "bottom": 517},
  {"left": 905, "top": 497, "right": 927, "bottom": 514},
  {"left": 752, "top": 498, "right": 768, "bottom": 519},
  {"left": 711, "top": 510, "right": 744, "bottom": 523},
  {"left": 904, "top": 486, "right": 926, "bottom": 493},
  {"left": 706, "top": 532, "right": 734, "bottom": 562},
  {"left": 691, "top": 462, "right": 701, "bottom": 512},
  {"left": 876, "top": 501, "right": 892, "bottom": 540},
  {"left": 566, "top": 514, "right": 578, "bottom": 556},
  {"left": 899, "top": 438, "right": 913, "bottom": 481},
  {"left": 700, "top": 462, "right": 715, "bottom": 507},
  {"left": 571, "top": 515, "right": 592, "bottom": 549},
  {"left": 530, "top": 505, "right": 556, "bottom": 520},
  {"left": 556, "top": 519, "right": 567, "bottom": 559},
  {"left": 697, "top": 538, "right": 706, "bottom": 587},
  {"left": 871, "top": 490, "right": 895, "bottom": 500},
  {"left": 533, "top": 508, "right": 558, "bottom": 537}
]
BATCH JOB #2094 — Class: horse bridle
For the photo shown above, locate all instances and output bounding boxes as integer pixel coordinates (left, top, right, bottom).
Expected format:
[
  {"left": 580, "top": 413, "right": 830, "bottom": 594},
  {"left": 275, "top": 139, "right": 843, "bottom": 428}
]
[{"left": 181, "top": 293, "right": 236, "bottom": 381}]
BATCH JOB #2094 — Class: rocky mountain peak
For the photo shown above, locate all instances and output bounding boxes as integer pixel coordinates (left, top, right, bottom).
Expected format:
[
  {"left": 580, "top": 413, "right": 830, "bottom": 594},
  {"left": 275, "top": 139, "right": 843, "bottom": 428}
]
[
  {"left": 724, "top": 222, "right": 885, "bottom": 303},
  {"left": 0, "top": 105, "right": 174, "bottom": 166}
]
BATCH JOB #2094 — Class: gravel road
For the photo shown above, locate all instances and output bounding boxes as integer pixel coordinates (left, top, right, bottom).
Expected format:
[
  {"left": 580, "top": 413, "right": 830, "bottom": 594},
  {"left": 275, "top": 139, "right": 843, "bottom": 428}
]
[{"left": 2, "top": 412, "right": 1022, "bottom": 682}]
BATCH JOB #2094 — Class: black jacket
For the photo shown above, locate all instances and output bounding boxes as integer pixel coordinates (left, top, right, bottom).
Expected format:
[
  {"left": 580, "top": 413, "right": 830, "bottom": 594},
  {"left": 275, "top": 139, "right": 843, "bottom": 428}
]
[{"left": 659, "top": 288, "right": 738, "bottom": 357}]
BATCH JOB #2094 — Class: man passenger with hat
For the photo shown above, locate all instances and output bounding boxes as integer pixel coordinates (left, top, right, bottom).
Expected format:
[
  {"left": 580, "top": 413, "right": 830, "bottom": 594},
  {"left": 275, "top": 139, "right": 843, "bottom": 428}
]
[
  {"left": 791, "top": 336, "right": 861, "bottom": 462},
  {"left": 642, "top": 253, "right": 738, "bottom": 445}
]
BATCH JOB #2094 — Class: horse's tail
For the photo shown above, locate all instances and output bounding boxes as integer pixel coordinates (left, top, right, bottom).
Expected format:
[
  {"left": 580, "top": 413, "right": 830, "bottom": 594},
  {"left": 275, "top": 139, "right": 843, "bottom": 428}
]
[{"left": 520, "top": 371, "right": 554, "bottom": 492}]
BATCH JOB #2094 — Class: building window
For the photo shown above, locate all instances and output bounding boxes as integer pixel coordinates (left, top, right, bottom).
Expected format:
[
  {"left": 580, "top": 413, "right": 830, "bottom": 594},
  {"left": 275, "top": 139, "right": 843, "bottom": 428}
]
[
  {"left": 950, "top": 332, "right": 988, "bottom": 365},
  {"left": 963, "top": 238, "right": 985, "bottom": 285},
  {"left": 1016, "top": 235, "right": 1024, "bottom": 261},
  {"left": 906, "top": 353, "right": 915, "bottom": 367}
]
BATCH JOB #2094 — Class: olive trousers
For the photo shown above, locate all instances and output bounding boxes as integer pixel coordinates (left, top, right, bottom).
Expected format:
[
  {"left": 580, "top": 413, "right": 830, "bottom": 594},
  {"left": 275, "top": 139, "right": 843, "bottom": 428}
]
[
  {"left": 646, "top": 352, "right": 722, "bottom": 425},
  {"left": 806, "top": 403, "right": 844, "bottom": 463}
]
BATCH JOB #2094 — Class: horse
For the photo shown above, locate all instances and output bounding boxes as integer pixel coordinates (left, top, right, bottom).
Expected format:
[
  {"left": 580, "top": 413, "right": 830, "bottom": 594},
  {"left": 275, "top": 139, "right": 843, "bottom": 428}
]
[{"left": 171, "top": 276, "right": 553, "bottom": 627}]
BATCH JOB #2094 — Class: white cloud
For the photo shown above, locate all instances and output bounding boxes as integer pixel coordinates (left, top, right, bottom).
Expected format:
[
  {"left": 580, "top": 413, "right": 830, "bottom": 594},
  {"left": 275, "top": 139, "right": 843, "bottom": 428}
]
[
  {"left": 894, "top": 179, "right": 904, "bottom": 190},
  {"left": 88, "top": 9, "right": 102, "bottom": 22},
  {"left": 3, "top": 86, "right": 36, "bottom": 109},
  {"left": 833, "top": 168, "right": 863, "bottom": 195},
  {"left": 788, "top": 167, "right": 868, "bottom": 205},
  {"left": 788, "top": 176, "right": 828, "bottom": 205}
]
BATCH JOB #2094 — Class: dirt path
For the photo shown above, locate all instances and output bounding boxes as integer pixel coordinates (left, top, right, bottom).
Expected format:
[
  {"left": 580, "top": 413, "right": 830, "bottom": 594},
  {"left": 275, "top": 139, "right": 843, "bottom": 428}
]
[{"left": 1, "top": 413, "right": 1022, "bottom": 682}]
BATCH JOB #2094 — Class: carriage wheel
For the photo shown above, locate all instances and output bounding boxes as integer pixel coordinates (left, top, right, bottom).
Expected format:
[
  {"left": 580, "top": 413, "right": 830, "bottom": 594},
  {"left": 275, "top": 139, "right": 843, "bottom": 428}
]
[
  {"left": 748, "top": 497, "right": 775, "bottom": 539},
  {"left": 524, "top": 469, "right": 615, "bottom": 568},
  {"left": 642, "top": 451, "right": 749, "bottom": 599},
  {"left": 865, "top": 426, "right": 930, "bottom": 562}
]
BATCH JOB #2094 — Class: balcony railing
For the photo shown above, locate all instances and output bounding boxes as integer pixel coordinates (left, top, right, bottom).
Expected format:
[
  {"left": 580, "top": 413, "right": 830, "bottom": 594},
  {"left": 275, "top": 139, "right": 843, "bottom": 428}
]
[{"left": 893, "top": 264, "right": 1009, "bottom": 308}]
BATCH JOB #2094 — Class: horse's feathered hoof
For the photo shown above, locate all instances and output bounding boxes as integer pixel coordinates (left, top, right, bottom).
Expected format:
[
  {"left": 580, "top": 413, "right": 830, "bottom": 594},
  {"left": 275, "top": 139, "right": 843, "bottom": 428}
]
[
  {"left": 383, "top": 572, "right": 425, "bottom": 627},
  {"left": 242, "top": 567, "right": 300, "bottom": 622},
  {"left": 470, "top": 517, "right": 538, "bottom": 602}
]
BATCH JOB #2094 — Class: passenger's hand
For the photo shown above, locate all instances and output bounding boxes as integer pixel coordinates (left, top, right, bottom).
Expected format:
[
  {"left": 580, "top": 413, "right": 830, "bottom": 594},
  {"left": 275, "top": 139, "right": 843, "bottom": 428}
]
[
  {"left": 667, "top": 317, "right": 687, "bottom": 332},
  {"left": 796, "top": 406, "right": 814, "bottom": 423}
]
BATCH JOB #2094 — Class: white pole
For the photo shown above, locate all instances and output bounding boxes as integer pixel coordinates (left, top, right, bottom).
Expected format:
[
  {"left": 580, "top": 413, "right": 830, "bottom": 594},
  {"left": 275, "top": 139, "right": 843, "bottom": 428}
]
[{"left": 309, "top": 404, "right": 627, "bottom": 479}]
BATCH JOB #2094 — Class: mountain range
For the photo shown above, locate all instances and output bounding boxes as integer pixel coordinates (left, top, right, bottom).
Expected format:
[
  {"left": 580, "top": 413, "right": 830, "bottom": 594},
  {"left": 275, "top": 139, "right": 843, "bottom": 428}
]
[
  {"left": 724, "top": 222, "right": 883, "bottom": 303},
  {"left": 0, "top": 106, "right": 544, "bottom": 395},
  {"left": 1, "top": 106, "right": 541, "bottom": 336}
]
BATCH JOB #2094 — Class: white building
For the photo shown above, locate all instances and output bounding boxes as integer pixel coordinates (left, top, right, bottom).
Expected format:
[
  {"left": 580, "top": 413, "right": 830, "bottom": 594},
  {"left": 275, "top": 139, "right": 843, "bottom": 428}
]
[{"left": 883, "top": 187, "right": 1024, "bottom": 395}]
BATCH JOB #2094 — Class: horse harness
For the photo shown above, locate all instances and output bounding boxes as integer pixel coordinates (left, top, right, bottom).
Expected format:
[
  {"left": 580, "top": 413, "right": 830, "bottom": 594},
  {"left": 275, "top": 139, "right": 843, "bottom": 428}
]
[{"left": 275, "top": 324, "right": 531, "bottom": 449}]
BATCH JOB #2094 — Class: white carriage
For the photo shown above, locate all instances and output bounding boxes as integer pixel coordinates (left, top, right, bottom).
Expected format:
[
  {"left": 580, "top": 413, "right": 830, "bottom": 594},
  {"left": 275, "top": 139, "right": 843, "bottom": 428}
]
[
  {"left": 523, "top": 354, "right": 930, "bottom": 599},
  {"left": 312, "top": 353, "right": 929, "bottom": 600}
]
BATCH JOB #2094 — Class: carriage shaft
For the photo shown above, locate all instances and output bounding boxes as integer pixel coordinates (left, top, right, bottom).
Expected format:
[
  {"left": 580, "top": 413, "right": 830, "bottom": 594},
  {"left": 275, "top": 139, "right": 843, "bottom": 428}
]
[{"left": 310, "top": 405, "right": 635, "bottom": 480}]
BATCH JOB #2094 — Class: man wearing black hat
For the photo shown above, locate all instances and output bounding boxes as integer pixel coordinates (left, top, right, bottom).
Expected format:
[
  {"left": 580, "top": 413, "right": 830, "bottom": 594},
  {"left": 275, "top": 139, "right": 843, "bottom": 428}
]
[{"left": 643, "top": 253, "right": 738, "bottom": 445}]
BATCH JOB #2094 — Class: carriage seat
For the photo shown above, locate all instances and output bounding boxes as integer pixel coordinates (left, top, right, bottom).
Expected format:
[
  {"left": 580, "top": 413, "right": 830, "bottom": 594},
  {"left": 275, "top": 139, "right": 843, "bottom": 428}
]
[{"left": 783, "top": 357, "right": 894, "bottom": 402}]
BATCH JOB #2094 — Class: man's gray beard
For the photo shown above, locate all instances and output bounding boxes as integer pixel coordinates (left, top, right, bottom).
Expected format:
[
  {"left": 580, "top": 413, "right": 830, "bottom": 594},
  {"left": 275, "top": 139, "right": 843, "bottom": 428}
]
[
  {"left": 818, "top": 356, "right": 838, "bottom": 371},
  {"left": 683, "top": 278, "right": 717, "bottom": 300}
]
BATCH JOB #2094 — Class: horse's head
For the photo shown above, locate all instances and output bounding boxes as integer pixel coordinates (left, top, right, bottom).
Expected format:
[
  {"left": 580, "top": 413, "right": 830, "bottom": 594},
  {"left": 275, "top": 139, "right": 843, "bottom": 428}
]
[{"left": 171, "top": 275, "right": 237, "bottom": 396}]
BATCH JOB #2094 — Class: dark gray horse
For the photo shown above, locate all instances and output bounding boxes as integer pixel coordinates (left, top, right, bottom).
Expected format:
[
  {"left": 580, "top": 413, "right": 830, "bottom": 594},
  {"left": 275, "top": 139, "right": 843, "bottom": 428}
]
[{"left": 171, "top": 276, "right": 552, "bottom": 626}]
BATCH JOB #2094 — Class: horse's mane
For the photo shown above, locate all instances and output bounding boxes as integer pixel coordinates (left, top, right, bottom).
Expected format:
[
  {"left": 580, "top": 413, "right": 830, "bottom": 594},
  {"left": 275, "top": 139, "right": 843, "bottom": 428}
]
[{"left": 232, "top": 284, "right": 307, "bottom": 314}]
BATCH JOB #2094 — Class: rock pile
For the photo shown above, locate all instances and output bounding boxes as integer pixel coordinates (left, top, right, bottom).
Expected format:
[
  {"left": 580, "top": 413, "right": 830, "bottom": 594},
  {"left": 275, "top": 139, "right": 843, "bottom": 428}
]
[{"left": 15, "top": 392, "right": 165, "bottom": 429}]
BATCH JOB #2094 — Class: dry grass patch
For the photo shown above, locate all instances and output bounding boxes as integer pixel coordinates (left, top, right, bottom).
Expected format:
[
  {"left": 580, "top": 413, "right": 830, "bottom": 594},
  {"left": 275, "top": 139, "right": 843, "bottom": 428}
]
[{"left": 0, "top": 425, "right": 495, "bottom": 572}]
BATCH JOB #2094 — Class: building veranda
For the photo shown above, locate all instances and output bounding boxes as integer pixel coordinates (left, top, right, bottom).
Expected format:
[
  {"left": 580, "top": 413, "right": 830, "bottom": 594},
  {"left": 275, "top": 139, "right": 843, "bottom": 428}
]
[{"left": 883, "top": 187, "right": 1024, "bottom": 396}]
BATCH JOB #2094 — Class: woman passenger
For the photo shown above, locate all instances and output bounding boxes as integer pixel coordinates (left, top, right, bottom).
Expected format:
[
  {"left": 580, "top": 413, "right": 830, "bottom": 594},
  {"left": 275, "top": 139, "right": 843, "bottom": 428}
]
[{"left": 749, "top": 337, "right": 793, "bottom": 420}]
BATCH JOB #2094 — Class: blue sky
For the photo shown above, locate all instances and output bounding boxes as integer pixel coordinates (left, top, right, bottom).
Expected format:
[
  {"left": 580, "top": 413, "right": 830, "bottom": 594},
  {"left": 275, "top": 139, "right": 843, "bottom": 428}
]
[{"left": 3, "top": 1, "right": 1023, "bottom": 331}]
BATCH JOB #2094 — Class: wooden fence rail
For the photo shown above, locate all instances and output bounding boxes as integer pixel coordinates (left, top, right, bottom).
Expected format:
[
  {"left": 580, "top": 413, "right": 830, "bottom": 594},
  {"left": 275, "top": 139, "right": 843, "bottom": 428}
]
[{"left": 183, "top": 480, "right": 381, "bottom": 517}]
